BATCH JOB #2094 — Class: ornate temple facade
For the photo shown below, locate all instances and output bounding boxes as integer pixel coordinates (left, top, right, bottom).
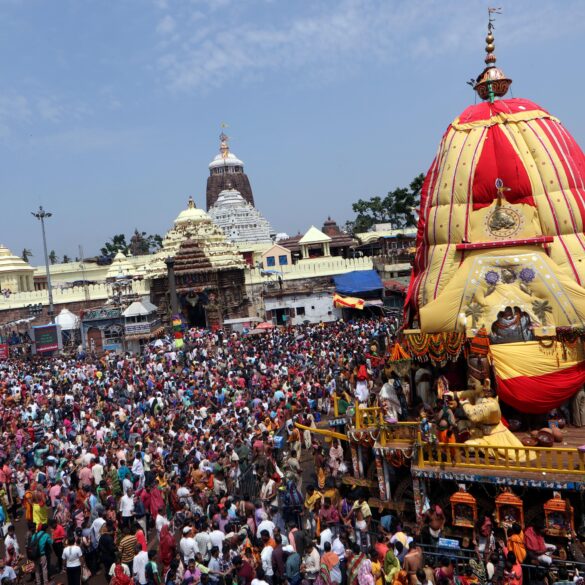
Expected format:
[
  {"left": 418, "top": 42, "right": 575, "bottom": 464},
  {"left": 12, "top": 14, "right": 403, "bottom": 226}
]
[
  {"left": 208, "top": 188, "right": 272, "bottom": 244},
  {"left": 147, "top": 197, "right": 249, "bottom": 328},
  {"left": 206, "top": 132, "right": 254, "bottom": 210}
]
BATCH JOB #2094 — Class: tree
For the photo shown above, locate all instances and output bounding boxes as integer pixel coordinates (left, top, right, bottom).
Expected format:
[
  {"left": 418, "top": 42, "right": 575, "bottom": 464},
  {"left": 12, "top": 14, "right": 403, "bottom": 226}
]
[
  {"left": 100, "top": 234, "right": 129, "bottom": 257},
  {"left": 129, "top": 230, "right": 150, "bottom": 256},
  {"left": 101, "top": 231, "right": 163, "bottom": 257},
  {"left": 49, "top": 250, "right": 58, "bottom": 264},
  {"left": 22, "top": 248, "right": 32, "bottom": 262},
  {"left": 348, "top": 173, "right": 425, "bottom": 234},
  {"left": 148, "top": 234, "right": 163, "bottom": 252},
  {"left": 62, "top": 255, "right": 71, "bottom": 264}
]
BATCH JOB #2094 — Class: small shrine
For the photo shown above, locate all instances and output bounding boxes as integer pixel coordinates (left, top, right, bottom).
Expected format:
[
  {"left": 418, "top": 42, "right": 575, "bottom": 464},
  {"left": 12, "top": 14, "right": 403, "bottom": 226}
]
[
  {"left": 544, "top": 493, "right": 574, "bottom": 537},
  {"left": 450, "top": 487, "right": 478, "bottom": 528},
  {"left": 495, "top": 490, "right": 524, "bottom": 530}
]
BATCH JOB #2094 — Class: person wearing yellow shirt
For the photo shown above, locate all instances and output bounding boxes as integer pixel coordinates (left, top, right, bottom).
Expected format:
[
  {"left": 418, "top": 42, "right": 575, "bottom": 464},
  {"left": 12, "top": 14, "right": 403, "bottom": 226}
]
[
  {"left": 304, "top": 486, "right": 322, "bottom": 537},
  {"left": 32, "top": 491, "right": 49, "bottom": 527}
]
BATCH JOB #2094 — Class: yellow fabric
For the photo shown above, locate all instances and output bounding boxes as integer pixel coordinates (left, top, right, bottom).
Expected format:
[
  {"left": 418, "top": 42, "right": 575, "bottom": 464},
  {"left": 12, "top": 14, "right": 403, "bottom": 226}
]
[
  {"left": 419, "top": 250, "right": 585, "bottom": 333},
  {"left": 490, "top": 341, "right": 585, "bottom": 380},
  {"left": 32, "top": 503, "right": 49, "bottom": 526},
  {"left": 461, "top": 396, "right": 534, "bottom": 462},
  {"left": 333, "top": 294, "right": 365, "bottom": 310},
  {"left": 416, "top": 112, "right": 585, "bottom": 317},
  {"left": 469, "top": 201, "right": 542, "bottom": 242}
]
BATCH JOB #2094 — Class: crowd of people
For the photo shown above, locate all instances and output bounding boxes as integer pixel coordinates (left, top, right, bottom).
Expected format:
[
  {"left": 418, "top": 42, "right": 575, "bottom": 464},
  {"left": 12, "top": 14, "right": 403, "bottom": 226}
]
[{"left": 0, "top": 317, "right": 580, "bottom": 585}]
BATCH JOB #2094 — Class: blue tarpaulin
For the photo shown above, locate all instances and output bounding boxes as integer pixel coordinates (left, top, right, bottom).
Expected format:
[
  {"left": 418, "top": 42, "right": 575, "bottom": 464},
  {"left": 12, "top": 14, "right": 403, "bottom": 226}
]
[{"left": 333, "top": 270, "right": 383, "bottom": 295}]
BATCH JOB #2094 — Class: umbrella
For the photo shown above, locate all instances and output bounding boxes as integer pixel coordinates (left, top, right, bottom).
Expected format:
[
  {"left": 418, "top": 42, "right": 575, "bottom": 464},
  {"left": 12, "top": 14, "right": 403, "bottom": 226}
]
[{"left": 257, "top": 321, "right": 275, "bottom": 330}]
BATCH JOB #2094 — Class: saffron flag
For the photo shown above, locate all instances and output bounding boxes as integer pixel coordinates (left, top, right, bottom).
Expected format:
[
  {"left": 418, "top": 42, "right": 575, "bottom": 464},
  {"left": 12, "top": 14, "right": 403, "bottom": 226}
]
[{"left": 333, "top": 293, "right": 365, "bottom": 310}]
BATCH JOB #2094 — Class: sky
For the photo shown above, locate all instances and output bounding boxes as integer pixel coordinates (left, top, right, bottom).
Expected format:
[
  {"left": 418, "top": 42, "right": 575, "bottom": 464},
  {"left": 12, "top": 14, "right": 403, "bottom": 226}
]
[{"left": 1, "top": 0, "right": 584, "bottom": 264}]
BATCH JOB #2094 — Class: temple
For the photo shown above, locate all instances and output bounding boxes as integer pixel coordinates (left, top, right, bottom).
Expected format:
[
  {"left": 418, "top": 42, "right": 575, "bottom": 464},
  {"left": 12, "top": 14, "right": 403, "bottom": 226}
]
[
  {"left": 206, "top": 131, "right": 254, "bottom": 209},
  {"left": 147, "top": 196, "right": 248, "bottom": 328},
  {"left": 208, "top": 188, "right": 273, "bottom": 244}
]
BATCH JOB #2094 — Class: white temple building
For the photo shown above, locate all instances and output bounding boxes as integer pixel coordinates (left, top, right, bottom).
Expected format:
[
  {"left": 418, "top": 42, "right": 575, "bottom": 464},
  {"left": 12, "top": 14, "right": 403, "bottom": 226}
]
[{"left": 208, "top": 188, "right": 273, "bottom": 244}]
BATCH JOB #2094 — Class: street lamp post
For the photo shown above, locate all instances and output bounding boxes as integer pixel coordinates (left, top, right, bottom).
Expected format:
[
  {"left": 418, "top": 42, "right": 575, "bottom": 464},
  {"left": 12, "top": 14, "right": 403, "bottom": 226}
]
[{"left": 31, "top": 206, "right": 55, "bottom": 323}]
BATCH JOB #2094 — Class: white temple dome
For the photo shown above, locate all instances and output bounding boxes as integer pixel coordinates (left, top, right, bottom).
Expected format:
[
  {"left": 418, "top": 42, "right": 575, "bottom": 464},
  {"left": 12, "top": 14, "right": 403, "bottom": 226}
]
[
  {"left": 209, "top": 151, "right": 244, "bottom": 170},
  {"left": 175, "top": 197, "right": 210, "bottom": 225}
]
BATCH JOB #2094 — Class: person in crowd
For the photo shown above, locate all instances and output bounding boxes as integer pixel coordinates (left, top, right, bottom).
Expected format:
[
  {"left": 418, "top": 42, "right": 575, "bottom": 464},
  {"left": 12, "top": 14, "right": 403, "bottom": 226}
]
[{"left": 62, "top": 535, "right": 84, "bottom": 585}]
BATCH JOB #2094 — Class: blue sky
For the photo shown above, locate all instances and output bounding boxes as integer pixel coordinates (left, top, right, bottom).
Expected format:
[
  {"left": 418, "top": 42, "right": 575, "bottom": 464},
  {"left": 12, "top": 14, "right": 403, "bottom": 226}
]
[{"left": 1, "top": 0, "right": 584, "bottom": 263}]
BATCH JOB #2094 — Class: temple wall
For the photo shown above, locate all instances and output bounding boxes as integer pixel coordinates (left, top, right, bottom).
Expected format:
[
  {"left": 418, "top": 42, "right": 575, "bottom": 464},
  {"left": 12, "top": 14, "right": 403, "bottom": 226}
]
[
  {"left": 245, "top": 255, "right": 374, "bottom": 284},
  {"left": 0, "top": 280, "right": 151, "bottom": 318}
]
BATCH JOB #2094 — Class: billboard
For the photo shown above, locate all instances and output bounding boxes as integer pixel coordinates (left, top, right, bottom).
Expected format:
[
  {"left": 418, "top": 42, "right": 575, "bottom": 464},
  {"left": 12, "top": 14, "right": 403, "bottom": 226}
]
[{"left": 33, "top": 324, "right": 61, "bottom": 353}]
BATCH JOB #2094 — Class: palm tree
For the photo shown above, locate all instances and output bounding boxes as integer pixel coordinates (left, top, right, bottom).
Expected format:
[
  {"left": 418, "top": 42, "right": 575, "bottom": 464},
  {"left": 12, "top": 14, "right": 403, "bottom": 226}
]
[
  {"left": 465, "top": 300, "right": 484, "bottom": 329},
  {"left": 48, "top": 250, "right": 58, "bottom": 264},
  {"left": 21, "top": 248, "right": 32, "bottom": 262},
  {"left": 532, "top": 299, "right": 553, "bottom": 325}
]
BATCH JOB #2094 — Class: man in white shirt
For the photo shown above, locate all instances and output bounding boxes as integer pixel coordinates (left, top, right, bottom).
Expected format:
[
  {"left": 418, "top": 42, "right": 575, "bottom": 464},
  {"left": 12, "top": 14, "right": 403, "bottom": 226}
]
[
  {"left": 155, "top": 508, "right": 170, "bottom": 537},
  {"left": 194, "top": 525, "right": 211, "bottom": 561},
  {"left": 133, "top": 545, "right": 149, "bottom": 585},
  {"left": 260, "top": 544, "right": 274, "bottom": 581},
  {"left": 4, "top": 525, "right": 19, "bottom": 556},
  {"left": 209, "top": 522, "right": 225, "bottom": 553},
  {"left": 180, "top": 527, "right": 198, "bottom": 564},
  {"left": 256, "top": 516, "right": 276, "bottom": 540},
  {"left": 331, "top": 535, "right": 345, "bottom": 563},
  {"left": 91, "top": 461, "right": 104, "bottom": 485},
  {"left": 318, "top": 527, "right": 333, "bottom": 551},
  {"left": 119, "top": 489, "right": 135, "bottom": 528},
  {"left": 90, "top": 515, "right": 107, "bottom": 550},
  {"left": 122, "top": 476, "right": 133, "bottom": 495}
]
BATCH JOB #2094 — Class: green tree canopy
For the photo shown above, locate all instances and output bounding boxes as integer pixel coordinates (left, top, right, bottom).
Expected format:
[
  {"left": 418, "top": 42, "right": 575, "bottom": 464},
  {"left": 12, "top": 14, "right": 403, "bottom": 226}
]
[
  {"left": 101, "top": 231, "right": 163, "bottom": 257},
  {"left": 21, "top": 248, "right": 32, "bottom": 262},
  {"left": 100, "top": 234, "right": 129, "bottom": 257},
  {"left": 348, "top": 173, "right": 425, "bottom": 234},
  {"left": 48, "top": 250, "right": 58, "bottom": 264}
]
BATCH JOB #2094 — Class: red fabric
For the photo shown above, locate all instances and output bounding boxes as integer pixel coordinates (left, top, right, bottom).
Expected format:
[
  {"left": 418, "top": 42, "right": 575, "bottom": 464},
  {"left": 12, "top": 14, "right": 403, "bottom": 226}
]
[
  {"left": 457, "top": 98, "right": 548, "bottom": 124},
  {"left": 471, "top": 125, "right": 534, "bottom": 209},
  {"left": 405, "top": 152, "right": 442, "bottom": 319},
  {"left": 524, "top": 527, "right": 546, "bottom": 555},
  {"left": 497, "top": 361, "right": 585, "bottom": 414}
]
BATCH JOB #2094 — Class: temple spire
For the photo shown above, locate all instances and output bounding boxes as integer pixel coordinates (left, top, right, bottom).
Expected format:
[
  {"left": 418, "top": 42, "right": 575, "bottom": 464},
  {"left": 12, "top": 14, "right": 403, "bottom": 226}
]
[
  {"left": 473, "top": 7, "right": 512, "bottom": 102},
  {"left": 219, "top": 122, "right": 230, "bottom": 159}
]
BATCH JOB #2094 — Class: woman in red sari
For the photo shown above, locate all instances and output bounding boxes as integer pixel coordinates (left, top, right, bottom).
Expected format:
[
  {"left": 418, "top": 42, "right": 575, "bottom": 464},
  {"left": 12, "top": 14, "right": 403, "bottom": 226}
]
[
  {"left": 159, "top": 524, "right": 177, "bottom": 574},
  {"left": 111, "top": 562, "right": 133, "bottom": 585}
]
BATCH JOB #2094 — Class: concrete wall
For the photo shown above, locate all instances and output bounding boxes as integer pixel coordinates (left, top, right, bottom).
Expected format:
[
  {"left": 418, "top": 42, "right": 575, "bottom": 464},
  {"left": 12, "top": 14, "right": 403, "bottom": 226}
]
[
  {"left": 0, "top": 280, "right": 150, "bottom": 325},
  {"left": 246, "top": 255, "right": 374, "bottom": 285},
  {"left": 264, "top": 292, "right": 341, "bottom": 325}
]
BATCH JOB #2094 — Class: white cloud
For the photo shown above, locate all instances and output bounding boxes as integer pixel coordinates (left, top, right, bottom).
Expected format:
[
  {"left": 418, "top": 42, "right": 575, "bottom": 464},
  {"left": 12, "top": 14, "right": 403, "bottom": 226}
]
[
  {"left": 0, "top": 92, "right": 31, "bottom": 137},
  {"left": 152, "top": 0, "right": 585, "bottom": 93},
  {"left": 0, "top": 89, "right": 92, "bottom": 140},
  {"left": 156, "top": 14, "right": 176, "bottom": 35},
  {"left": 37, "top": 96, "right": 64, "bottom": 123}
]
